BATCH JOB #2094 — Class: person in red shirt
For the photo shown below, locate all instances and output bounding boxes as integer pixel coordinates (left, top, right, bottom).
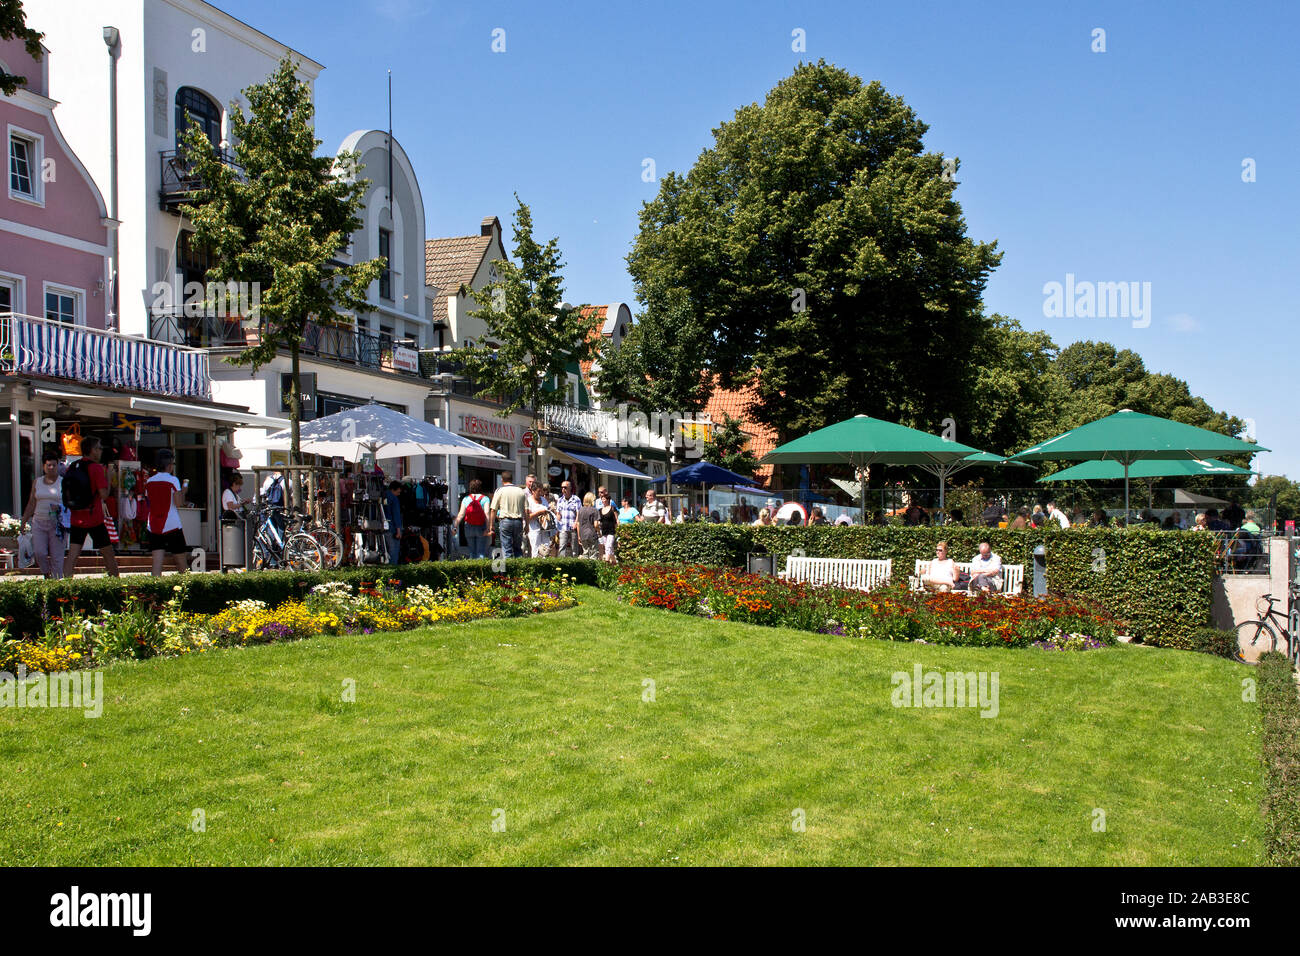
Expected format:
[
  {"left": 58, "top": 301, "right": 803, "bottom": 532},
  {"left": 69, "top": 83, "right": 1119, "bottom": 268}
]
[
  {"left": 146, "top": 449, "right": 190, "bottom": 577},
  {"left": 63, "top": 436, "right": 119, "bottom": 578}
]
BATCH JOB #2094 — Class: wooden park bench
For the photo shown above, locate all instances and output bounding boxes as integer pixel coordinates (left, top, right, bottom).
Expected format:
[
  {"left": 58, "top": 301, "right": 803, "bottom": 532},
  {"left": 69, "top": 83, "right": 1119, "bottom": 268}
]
[
  {"left": 910, "top": 560, "right": 1024, "bottom": 596},
  {"left": 779, "top": 556, "right": 893, "bottom": 592}
]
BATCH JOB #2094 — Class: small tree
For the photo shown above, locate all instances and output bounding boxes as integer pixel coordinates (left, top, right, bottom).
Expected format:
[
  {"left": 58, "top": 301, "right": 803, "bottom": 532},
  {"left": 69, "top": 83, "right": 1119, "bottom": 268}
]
[
  {"left": 454, "top": 196, "right": 599, "bottom": 475},
  {"left": 180, "top": 57, "right": 383, "bottom": 462},
  {"left": 0, "top": 1, "right": 42, "bottom": 95},
  {"left": 702, "top": 414, "right": 759, "bottom": 481}
]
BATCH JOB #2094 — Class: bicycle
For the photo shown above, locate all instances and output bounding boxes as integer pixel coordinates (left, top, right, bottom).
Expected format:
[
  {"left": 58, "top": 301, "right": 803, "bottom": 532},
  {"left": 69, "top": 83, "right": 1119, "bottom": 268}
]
[
  {"left": 249, "top": 506, "right": 326, "bottom": 572},
  {"left": 1233, "top": 592, "right": 1294, "bottom": 663},
  {"left": 283, "top": 509, "right": 345, "bottom": 568}
]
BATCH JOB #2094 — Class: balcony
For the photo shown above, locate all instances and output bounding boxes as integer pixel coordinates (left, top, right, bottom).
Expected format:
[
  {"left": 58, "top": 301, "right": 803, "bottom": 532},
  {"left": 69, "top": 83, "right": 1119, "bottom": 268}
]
[
  {"left": 227, "top": 318, "right": 422, "bottom": 378},
  {"left": 544, "top": 402, "right": 617, "bottom": 443},
  {"left": 1, "top": 312, "right": 212, "bottom": 401},
  {"left": 158, "top": 147, "right": 243, "bottom": 213}
]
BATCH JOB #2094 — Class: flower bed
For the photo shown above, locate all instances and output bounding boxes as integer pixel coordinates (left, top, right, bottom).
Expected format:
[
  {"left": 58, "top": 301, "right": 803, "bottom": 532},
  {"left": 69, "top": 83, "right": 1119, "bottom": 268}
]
[
  {"left": 0, "top": 572, "right": 579, "bottom": 672},
  {"left": 613, "top": 564, "right": 1118, "bottom": 649}
]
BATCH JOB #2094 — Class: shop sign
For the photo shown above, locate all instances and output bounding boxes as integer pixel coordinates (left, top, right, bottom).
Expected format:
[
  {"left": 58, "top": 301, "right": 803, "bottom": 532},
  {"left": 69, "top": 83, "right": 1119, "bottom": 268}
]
[
  {"left": 392, "top": 346, "right": 419, "bottom": 373},
  {"left": 459, "top": 414, "right": 517, "bottom": 443},
  {"left": 111, "top": 413, "right": 163, "bottom": 433}
]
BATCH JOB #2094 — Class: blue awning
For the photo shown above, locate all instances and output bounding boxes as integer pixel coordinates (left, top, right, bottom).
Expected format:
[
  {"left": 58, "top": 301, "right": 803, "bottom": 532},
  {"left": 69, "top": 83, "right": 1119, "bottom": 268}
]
[{"left": 556, "top": 447, "right": 651, "bottom": 481}]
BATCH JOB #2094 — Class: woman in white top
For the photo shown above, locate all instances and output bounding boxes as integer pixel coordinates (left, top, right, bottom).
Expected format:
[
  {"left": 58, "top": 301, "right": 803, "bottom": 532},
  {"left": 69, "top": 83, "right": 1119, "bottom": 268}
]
[
  {"left": 751, "top": 508, "right": 772, "bottom": 527},
  {"left": 526, "top": 484, "right": 557, "bottom": 557},
  {"left": 925, "top": 541, "right": 959, "bottom": 592},
  {"left": 20, "top": 452, "right": 64, "bottom": 579}
]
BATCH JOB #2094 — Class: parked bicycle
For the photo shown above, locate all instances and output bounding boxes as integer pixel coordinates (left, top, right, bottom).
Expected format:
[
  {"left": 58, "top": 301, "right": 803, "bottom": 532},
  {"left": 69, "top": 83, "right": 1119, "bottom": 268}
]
[
  {"left": 250, "top": 506, "right": 326, "bottom": 572},
  {"left": 283, "top": 510, "right": 344, "bottom": 568},
  {"left": 1234, "top": 592, "right": 1295, "bottom": 664}
]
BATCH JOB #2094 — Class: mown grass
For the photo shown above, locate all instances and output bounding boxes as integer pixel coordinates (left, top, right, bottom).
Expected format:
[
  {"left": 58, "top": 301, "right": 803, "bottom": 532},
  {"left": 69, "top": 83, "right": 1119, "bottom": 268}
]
[{"left": 0, "top": 586, "right": 1262, "bottom": 865}]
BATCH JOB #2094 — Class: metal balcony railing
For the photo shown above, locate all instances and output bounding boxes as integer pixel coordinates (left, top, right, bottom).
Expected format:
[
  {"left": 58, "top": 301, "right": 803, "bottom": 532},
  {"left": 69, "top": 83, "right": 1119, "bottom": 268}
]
[
  {"left": 159, "top": 147, "right": 243, "bottom": 211},
  {"left": 0, "top": 312, "right": 212, "bottom": 400}
]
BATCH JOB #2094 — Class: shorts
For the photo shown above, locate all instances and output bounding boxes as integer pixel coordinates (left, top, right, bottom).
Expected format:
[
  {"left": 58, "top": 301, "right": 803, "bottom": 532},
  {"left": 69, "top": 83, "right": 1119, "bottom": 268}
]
[
  {"left": 148, "top": 528, "right": 189, "bottom": 555},
  {"left": 68, "top": 524, "right": 112, "bottom": 550}
]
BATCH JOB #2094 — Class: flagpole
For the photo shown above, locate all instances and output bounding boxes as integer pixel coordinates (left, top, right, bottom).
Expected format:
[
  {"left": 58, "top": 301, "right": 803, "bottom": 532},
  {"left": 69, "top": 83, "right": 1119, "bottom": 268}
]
[{"left": 387, "top": 70, "right": 393, "bottom": 208}]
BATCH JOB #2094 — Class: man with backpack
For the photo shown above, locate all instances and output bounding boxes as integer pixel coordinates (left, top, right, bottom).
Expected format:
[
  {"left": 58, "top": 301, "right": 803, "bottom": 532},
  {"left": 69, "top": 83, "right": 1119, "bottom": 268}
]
[
  {"left": 62, "top": 436, "right": 119, "bottom": 578},
  {"left": 454, "top": 478, "right": 491, "bottom": 559}
]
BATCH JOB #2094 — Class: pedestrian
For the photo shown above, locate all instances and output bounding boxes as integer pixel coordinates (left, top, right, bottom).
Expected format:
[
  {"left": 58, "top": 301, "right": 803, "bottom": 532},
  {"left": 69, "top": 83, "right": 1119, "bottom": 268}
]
[
  {"left": 146, "top": 449, "right": 190, "bottom": 577},
  {"left": 488, "top": 471, "right": 527, "bottom": 559},
  {"left": 640, "top": 487, "right": 668, "bottom": 524},
  {"left": 383, "top": 480, "right": 404, "bottom": 565},
  {"left": 454, "top": 478, "right": 491, "bottom": 559},
  {"left": 221, "top": 473, "right": 250, "bottom": 520},
  {"left": 1045, "top": 501, "right": 1070, "bottom": 529},
  {"left": 576, "top": 492, "right": 600, "bottom": 559},
  {"left": 596, "top": 488, "right": 620, "bottom": 563},
  {"left": 527, "top": 482, "right": 558, "bottom": 557},
  {"left": 617, "top": 494, "right": 639, "bottom": 525},
  {"left": 21, "top": 452, "right": 64, "bottom": 579},
  {"left": 62, "top": 436, "right": 119, "bottom": 578},
  {"left": 555, "top": 479, "right": 581, "bottom": 556},
  {"left": 809, "top": 506, "right": 827, "bottom": 526}
]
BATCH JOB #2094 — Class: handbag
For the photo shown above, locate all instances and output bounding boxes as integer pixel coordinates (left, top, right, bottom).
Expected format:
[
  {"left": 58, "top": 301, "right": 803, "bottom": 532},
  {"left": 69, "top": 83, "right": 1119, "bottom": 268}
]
[
  {"left": 17, "top": 532, "right": 34, "bottom": 569},
  {"left": 60, "top": 423, "right": 83, "bottom": 457},
  {"left": 103, "top": 504, "right": 119, "bottom": 545}
]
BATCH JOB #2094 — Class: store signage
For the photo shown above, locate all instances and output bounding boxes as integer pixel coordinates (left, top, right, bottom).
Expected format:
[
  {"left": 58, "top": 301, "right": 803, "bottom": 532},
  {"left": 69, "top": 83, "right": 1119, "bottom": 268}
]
[
  {"left": 111, "top": 413, "right": 162, "bottom": 433},
  {"left": 392, "top": 346, "right": 419, "bottom": 373},
  {"left": 460, "top": 414, "right": 517, "bottom": 443},
  {"left": 521, "top": 429, "right": 534, "bottom": 450}
]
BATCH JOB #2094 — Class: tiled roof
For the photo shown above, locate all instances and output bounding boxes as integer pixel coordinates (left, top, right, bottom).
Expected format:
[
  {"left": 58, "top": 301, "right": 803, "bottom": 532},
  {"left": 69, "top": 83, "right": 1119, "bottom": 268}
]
[
  {"left": 703, "top": 374, "right": 777, "bottom": 483},
  {"left": 577, "top": 305, "right": 609, "bottom": 388},
  {"left": 424, "top": 234, "right": 493, "bottom": 325}
]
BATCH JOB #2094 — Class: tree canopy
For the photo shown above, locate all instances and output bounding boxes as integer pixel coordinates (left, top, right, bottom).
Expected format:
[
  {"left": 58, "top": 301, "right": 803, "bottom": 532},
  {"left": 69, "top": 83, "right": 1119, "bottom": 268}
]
[
  {"left": 624, "top": 60, "right": 1001, "bottom": 441},
  {"left": 0, "top": 0, "right": 43, "bottom": 95}
]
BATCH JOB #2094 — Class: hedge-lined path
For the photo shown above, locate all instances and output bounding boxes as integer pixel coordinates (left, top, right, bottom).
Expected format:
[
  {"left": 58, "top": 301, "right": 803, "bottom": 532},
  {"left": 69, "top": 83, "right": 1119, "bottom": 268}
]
[{"left": 0, "top": 587, "right": 1262, "bottom": 865}]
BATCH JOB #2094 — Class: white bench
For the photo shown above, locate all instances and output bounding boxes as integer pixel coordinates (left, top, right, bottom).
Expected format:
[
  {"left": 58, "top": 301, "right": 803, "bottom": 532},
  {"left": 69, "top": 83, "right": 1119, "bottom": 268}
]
[
  {"left": 779, "top": 556, "right": 892, "bottom": 592},
  {"left": 911, "top": 560, "right": 1024, "bottom": 596}
]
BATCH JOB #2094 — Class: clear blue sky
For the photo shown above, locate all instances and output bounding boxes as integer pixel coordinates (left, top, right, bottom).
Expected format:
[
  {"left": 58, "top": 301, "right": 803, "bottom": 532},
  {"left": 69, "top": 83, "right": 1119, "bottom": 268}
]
[{"left": 221, "top": 0, "right": 1299, "bottom": 478}]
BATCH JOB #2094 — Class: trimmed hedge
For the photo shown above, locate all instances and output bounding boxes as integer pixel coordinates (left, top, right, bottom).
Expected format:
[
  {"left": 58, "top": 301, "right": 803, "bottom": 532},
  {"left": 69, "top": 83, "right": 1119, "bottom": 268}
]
[
  {"left": 615, "top": 524, "right": 1216, "bottom": 648},
  {"left": 1258, "top": 653, "right": 1300, "bottom": 867},
  {"left": 0, "top": 558, "right": 599, "bottom": 641},
  {"left": 1189, "top": 627, "right": 1241, "bottom": 660}
]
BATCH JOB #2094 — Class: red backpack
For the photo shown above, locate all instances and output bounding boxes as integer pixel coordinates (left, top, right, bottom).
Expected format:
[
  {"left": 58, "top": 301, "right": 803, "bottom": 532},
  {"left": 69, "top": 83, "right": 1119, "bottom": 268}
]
[{"left": 464, "top": 494, "right": 487, "bottom": 526}]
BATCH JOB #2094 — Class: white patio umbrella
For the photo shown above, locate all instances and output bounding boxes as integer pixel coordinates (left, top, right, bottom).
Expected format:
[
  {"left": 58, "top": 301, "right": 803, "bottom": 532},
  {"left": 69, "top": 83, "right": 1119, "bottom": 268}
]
[{"left": 265, "top": 403, "right": 506, "bottom": 462}]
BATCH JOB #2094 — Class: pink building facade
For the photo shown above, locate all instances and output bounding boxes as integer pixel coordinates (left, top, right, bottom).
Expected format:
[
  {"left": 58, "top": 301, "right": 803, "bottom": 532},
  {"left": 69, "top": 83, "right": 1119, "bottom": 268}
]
[{"left": 1, "top": 36, "right": 110, "bottom": 327}]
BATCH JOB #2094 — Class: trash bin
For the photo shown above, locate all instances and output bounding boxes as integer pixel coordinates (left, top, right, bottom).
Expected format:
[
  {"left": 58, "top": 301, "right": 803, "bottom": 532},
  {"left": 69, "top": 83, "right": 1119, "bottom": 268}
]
[
  {"left": 222, "top": 522, "right": 246, "bottom": 569},
  {"left": 1033, "top": 544, "right": 1047, "bottom": 597},
  {"left": 747, "top": 553, "right": 774, "bottom": 576}
]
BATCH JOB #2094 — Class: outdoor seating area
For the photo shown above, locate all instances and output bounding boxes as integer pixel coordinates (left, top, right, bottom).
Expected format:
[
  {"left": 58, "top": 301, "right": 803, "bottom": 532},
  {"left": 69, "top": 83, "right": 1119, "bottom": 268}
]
[
  {"left": 909, "top": 560, "right": 1025, "bottom": 596},
  {"left": 778, "top": 556, "right": 893, "bottom": 591}
]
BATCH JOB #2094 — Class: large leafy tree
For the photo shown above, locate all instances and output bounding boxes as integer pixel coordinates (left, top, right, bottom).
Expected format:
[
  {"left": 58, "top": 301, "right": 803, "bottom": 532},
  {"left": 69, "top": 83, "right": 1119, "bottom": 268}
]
[
  {"left": 180, "top": 57, "right": 382, "bottom": 462},
  {"left": 0, "top": 0, "right": 43, "bottom": 95},
  {"left": 627, "top": 60, "right": 1002, "bottom": 443},
  {"left": 454, "top": 196, "right": 599, "bottom": 475},
  {"left": 702, "top": 414, "right": 759, "bottom": 480}
]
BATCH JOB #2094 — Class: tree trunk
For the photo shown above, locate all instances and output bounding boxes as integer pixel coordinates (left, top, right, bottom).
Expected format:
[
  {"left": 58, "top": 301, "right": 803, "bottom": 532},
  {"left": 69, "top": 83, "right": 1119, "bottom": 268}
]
[{"left": 290, "top": 338, "right": 301, "bottom": 466}]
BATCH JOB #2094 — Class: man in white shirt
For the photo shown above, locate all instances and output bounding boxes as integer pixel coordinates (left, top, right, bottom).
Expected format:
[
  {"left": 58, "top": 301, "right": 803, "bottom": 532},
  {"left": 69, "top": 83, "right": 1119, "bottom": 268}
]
[
  {"left": 925, "top": 541, "right": 959, "bottom": 592},
  {"left": 1046, "top": 501, "right": 1070, "bottom": 529},
  {"left": 641, "top": 488, "right": 668, "bottom": 524},
  {"left": 969, "top": 540, "right": 1004, "bottom": 592}
]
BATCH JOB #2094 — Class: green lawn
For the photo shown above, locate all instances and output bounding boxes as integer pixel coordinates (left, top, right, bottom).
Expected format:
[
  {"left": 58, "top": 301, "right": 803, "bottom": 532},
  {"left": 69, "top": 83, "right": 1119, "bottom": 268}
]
[{"left": 0, "top": 586, "right": 1263, "bottom": 865}]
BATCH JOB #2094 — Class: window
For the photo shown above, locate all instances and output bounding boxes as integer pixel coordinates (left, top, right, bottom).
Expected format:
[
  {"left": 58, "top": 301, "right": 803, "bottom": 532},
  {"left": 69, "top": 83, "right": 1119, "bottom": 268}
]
[
  {"left": 0, "top": 282, "right": 12, "bottom": 314},
  {"left": 378, "top": 228, "right": 393, "bottom": 300},
  {"left": 175, "top": 87, "right": 221, "bottom": 152},
  {"left": 44, "top": 287, "right": 79, "bottom": 325},
  {"left": 9, "top": 133, "right": 37, "bottom": 199}
]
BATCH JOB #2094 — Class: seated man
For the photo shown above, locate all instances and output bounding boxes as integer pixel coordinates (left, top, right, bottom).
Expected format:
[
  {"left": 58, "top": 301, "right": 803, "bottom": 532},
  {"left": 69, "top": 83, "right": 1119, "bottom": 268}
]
[
  {"left": 925, "top": 541, "right": 960, "bottom": 592},
  {"left": 968, "top": 540, "right": 1004, "bottom": 592}
]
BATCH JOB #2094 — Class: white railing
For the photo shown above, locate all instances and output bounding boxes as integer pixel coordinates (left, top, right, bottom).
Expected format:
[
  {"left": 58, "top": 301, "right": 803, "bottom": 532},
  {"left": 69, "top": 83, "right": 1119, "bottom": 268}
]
[{"left": 0, "top": 312, "right": 212, "bottom": 400}]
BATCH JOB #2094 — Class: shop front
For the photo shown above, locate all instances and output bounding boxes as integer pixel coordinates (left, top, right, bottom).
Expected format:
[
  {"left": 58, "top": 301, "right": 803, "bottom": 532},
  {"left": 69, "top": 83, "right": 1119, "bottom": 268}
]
[{"left": 1, "top": 380, "right": 284, "bottom": 554}]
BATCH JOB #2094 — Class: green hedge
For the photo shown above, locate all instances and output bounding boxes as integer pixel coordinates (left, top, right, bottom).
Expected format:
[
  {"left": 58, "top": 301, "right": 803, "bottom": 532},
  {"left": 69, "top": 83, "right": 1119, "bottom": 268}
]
[
  {"left": 1188, "top": 627, "right": 1242, "bottom": 660},
  {"left": 1258, "top": 653, "right": 1300, "bottom": 867},
  {"left": 615, "top": 524, "right": 1216, "bottom": 647},
  {"left": 0, "top": 558, "right": 599, "bottom": 641}
]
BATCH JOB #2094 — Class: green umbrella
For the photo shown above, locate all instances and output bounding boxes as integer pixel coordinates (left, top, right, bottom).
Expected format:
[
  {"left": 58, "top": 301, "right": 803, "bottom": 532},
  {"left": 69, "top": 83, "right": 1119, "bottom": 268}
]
[
  {"left": 1012, "top": 409, "right": 1266, "bottom": 524},
  {"left": 1037, "top": 458, "right": 1253, "bottom": 482},
  {"left": 917, "top": 450, "right": 1036, "bottom": 510},
  {"left": 761, "top": 414, "right": 980, "bottom": 519}
]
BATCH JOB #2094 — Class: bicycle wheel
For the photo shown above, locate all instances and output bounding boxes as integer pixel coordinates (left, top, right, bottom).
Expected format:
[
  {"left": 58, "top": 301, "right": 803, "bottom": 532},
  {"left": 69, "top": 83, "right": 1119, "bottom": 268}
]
[
  {"left": 284, "top": 533, "right": 325, "bottom": 572},
  {"left": 1233, "top": 619, "right": 1277, "bottom": 661},
  {"left": 309, "top": 526, "right": 345, "bottom": 568}
]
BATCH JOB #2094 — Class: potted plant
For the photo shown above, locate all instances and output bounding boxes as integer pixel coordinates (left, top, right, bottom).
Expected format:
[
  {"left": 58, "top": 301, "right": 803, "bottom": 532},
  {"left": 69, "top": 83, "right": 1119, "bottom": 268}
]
[{"left": 0, "top": 513, "right": 22, "bottom": 552}]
